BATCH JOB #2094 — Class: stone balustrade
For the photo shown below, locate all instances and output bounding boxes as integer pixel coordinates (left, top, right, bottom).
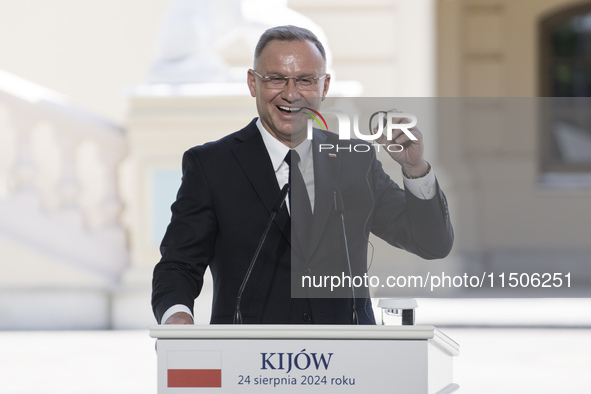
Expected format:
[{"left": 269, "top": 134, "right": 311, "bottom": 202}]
[
  {"left": 0, "top": 69, "right": 126, "bottom": 229},
  {"left": 0, "top": 69, "right": 128, "bottom": 286}
]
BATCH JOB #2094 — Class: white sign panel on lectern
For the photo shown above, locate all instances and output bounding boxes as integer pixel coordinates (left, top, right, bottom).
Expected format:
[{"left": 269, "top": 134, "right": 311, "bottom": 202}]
[{"left": 150, "top": 325, "right": 459, "bottom": 394}]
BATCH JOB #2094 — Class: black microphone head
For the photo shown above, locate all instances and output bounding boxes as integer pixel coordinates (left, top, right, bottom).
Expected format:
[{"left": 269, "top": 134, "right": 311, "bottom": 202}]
[
  {"left": 272, "top": 183, "right": 290, "bottom": 213},
  {"left": 334, "top": 187, "right": 345, "bottom": 214}
]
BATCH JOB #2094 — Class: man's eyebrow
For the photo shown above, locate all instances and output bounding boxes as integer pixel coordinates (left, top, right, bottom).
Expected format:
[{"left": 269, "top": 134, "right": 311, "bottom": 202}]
[{"left": 264, "top": 72, "right": 318, "bottom": 78}]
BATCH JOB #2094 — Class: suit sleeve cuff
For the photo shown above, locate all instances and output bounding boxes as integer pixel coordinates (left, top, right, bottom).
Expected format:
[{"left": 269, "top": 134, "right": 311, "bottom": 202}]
[
  {"left": 402, "top": 167, "right": 437, "bottom": 200},
  {"left": 161, "top": 304, "right": 194, "bottom": 325}
]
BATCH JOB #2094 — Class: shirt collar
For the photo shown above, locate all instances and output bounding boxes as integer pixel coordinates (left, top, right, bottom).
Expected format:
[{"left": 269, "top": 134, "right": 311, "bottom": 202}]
[{"left": 256, "top": 118, "right": 312, "bottom": 171}]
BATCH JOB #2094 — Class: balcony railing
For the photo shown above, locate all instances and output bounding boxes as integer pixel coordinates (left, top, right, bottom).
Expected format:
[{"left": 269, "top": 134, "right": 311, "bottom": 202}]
[{"left": 0, "top": 69, "right": 128, "bottom": 282}]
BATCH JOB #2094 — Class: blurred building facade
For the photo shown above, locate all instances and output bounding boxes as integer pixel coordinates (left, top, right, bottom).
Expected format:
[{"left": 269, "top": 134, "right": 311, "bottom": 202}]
[
  {"left": 437, "top": 0, "right": 591, "bottom": 293},
  {"left": 0, "top": 0, "right": 590, "bottom": 329}
]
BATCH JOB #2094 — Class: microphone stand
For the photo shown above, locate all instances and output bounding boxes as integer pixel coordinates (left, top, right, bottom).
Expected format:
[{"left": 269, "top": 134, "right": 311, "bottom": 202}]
[
  {"left": 233, "top": 184, "right": 289, "bottom": 324},
  {"left": 334, "top": 188, "right": 358, "bottom": 325}
]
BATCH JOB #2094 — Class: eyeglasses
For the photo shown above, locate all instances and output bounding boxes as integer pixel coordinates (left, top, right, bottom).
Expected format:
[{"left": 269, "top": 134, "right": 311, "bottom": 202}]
[{"left": 252, "top": 70, "right": 327, "bottom": 91}]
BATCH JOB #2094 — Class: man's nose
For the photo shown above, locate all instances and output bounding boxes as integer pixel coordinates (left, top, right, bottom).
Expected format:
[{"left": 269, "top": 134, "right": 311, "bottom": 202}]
[{"left": 281, "top": 78, "right": 300, "bottom": 101}]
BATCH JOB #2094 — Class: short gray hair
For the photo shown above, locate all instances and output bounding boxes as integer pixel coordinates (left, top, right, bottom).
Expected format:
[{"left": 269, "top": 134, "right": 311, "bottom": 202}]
[{"left": 254, "top": 25, "right": 326, "bottom": 67}]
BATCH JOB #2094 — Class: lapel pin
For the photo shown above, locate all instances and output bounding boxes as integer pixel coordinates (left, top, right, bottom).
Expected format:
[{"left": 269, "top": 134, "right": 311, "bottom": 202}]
[{"left": 329, "top": 153, "right": 337, "bottom": 158}]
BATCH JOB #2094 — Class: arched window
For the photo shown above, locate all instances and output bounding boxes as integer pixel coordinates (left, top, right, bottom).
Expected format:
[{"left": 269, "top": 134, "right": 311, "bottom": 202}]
[{"left": 540, "top": 4, "right": 591, "bottom": 175}]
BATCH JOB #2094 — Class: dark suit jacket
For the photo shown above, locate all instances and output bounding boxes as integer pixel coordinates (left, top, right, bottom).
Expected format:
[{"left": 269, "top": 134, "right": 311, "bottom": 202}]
[{"left": 152, "top": 118, "right": 453, "bottom": 324}]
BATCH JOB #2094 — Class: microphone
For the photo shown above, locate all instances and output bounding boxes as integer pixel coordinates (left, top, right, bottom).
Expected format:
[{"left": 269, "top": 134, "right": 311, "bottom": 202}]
[
  {"left": 334, "top": 187, "right": 358, "bottom": 325},
  {"left": 233, "top": 183, "right": 290, "bottom": 324}
]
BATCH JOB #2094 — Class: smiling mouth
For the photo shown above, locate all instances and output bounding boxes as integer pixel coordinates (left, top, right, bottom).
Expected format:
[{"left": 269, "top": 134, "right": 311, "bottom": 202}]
[{"left": 277, "top": 105, "right": 303, "bottom": 113}]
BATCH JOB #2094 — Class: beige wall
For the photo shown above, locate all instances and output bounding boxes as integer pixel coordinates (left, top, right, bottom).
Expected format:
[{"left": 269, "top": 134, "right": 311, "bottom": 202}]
[
  {"left": 291, "top": 0, "right": 436, "bottom": 97},
  {"left": 437, "top": 0, "right": 588, "bottom": 97},
  {"left": 0, "top": 0, "right": 170, "bottom": 123},
  {"left": 436, "top": 0, "right": 591, "bottom": 282},
  {"left": 0, "top": 0, "right": 437, "bottom": 124}
]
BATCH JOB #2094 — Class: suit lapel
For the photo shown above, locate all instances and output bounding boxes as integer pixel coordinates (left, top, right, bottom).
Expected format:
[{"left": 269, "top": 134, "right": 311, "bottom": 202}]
[
  {"left": 232, "top": 122, "right": 290, "bottom": 244},
  {"left": 307, "top": 130, "right": 340, "bottom": 258},
  {"left": 230, "top": 123, "right": 340, "bottom": 259}
]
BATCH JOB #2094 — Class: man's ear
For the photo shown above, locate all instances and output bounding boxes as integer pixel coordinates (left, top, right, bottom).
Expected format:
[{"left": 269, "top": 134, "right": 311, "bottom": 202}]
[
  {"left": 321, "top": 73, "right": 331, "bottom": 101},
  {"left": 247, "top": 69, "right": 257, "bottom": 98}
]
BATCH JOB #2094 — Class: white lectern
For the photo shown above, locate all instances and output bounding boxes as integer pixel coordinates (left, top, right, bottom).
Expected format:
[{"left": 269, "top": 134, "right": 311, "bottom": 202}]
[{"left": 150, "top": 325, "right": 459, "bottom": 393}]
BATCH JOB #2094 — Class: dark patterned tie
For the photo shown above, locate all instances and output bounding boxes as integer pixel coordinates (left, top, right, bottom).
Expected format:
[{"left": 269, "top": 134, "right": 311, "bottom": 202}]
[{"left": 285, "top": 150, "right": 313, "bottom": 252}]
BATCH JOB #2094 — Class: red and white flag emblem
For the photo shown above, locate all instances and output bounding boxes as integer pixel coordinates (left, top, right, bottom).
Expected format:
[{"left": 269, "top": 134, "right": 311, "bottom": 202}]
[{"left": 167, "top": 350, "right": 222, "bottom": 388}]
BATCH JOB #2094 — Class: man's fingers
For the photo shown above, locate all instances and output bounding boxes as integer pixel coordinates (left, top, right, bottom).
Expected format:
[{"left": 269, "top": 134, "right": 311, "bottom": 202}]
[
  {"left": 394, "top": 131, "right": 421, "bottom": 145},
  {"left": 164, "top": 312, "right": 194, "bottom": 325}
]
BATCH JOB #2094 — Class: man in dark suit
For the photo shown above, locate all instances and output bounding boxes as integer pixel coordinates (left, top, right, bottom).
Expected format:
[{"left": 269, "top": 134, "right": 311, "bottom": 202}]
[{"left": 151, "top": 25, "right": 453, "bottom": 325}]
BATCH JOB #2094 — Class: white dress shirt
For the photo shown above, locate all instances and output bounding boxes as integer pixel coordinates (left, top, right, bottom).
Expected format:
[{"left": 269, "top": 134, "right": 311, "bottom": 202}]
[{"left": 256, "top": 118, "right": 315, "bottom": 212}]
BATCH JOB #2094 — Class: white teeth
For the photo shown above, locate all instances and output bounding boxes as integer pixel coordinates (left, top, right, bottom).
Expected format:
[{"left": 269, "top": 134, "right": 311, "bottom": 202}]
[{"left": 277, "top": 106, "right": 302, "bottom": 112}]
